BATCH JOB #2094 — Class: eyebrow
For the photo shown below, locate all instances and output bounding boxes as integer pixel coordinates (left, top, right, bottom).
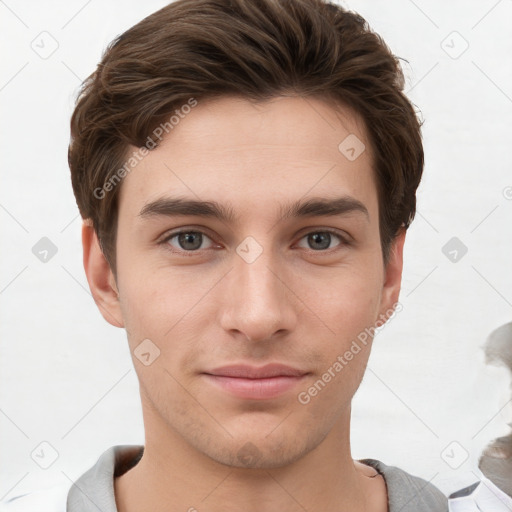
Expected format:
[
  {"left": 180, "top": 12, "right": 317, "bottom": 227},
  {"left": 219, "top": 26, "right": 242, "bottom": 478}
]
[{"left": 138, "top": 195, "right": 369, "bottom": 223}]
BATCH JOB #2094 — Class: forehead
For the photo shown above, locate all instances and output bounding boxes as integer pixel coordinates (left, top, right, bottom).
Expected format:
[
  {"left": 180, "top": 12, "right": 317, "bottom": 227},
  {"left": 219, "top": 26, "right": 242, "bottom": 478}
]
[{"left": 117, "top": 95, "right": 377, "bottom": 224}]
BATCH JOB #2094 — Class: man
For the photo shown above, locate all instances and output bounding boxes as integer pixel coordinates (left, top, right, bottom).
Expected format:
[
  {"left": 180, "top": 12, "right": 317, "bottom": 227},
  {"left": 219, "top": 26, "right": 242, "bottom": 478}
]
[{"left": 0, "top": 0, "right": 448, "bottom": 510}]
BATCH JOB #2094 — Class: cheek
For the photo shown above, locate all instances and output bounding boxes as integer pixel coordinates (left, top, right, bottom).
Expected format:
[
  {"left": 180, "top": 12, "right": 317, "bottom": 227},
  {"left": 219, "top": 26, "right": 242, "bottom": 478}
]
[
  {"left": 295, "top": 333, "right": 372, "bottom": 430},
  {"left": 116, "top": 246, "right": 181, "bottom": 326},
  {"left": 304, "top": 264, "right": 382, "bottom": 337},
  {"left": 117, "top": 264, "right": 212, "bottom": 370},
  {"left": 296, "top": 266, "right": 382, "bottom": 398}
]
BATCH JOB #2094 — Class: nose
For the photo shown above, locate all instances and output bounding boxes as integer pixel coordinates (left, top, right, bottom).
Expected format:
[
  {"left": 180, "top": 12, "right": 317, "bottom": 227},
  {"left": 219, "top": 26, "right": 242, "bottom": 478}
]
[{"left": 219, "top": 244, "right": 298, "bottom": 343}]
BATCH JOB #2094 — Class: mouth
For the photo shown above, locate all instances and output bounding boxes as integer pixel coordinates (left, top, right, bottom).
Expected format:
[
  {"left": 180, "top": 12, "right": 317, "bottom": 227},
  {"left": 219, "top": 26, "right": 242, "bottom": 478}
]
[{"left": 202, "top": 363, "right": 309, "bottom": 400}]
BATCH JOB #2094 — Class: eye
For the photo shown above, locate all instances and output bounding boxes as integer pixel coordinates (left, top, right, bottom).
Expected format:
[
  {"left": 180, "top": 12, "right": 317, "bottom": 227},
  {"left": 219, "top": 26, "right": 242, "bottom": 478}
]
[
  {"left": 158, "top": 227, "right": 349, "bottom": 256},
  {"left": 161, "top": 229, "right": 216, "bottom": 253},
  {"left": 296, "top": 230, "right": 347, "bottom": 251}
]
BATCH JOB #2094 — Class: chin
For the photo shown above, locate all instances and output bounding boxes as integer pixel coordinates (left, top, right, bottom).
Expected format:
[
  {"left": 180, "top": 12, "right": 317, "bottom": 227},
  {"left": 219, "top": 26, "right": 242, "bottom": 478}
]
[{"left": 196, "top": 428, "right": 318, "bottom": 470}]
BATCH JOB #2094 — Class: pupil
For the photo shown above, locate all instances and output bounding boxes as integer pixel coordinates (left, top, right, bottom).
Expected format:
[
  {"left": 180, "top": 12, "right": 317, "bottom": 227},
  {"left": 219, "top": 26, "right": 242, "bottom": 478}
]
[
  {"left": 179, "top": 232, "right": 202, "bottom": 250},
  {"left": 309, "top": 232, "right": 330, "bottom": 250}
]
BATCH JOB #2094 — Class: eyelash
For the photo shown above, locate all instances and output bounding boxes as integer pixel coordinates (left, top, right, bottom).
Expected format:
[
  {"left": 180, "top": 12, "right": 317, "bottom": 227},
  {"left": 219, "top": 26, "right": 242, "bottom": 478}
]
[{"left": 158, "top": 228, "right": 350, "bottom": 256}]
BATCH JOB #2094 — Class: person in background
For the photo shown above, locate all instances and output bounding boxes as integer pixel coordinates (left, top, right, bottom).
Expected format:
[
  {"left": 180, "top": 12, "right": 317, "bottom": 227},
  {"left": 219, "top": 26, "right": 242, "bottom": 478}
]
[{"left": 449, "top": 322, "right": 512, "bottom": 511}]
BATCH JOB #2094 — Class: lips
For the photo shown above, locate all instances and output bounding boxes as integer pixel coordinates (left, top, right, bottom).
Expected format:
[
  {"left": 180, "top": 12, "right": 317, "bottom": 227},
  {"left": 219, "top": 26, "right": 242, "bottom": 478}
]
[
  {"left": 202, "top": 364, "right": 309, "bottom": 400},
  {"left": 206, "top": 363, "right": 307, "bottom": 379}
]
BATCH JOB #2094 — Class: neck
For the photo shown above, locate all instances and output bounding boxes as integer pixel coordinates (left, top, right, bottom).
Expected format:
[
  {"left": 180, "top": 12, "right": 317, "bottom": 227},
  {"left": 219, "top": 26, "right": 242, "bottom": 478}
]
[{"left": 115, "top": 404, "right": 374, "bottom": 512}]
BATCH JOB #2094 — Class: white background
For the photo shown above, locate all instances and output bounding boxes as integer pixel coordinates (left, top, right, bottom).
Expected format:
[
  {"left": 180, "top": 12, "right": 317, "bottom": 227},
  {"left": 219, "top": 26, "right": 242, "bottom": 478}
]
[{"left": 1, "top": 0, "right": 511, "bottom": 500}]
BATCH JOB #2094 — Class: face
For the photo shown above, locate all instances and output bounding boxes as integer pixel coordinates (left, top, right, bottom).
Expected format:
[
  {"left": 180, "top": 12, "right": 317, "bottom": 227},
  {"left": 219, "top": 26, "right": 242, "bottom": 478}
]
[{"left": 84, "top": 95, "right": 404, "bottom": 469}]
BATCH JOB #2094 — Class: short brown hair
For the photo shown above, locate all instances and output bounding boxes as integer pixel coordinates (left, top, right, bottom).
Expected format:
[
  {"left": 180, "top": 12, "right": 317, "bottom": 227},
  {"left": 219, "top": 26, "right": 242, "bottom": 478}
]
[{"left": 69, "top": 0, "right": 423, "bottom": 277}]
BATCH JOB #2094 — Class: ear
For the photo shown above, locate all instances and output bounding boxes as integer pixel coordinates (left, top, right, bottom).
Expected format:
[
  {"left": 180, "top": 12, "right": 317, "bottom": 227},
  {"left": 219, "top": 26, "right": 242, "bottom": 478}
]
[
  {"left": 378, "top": 227, "right": 406, "bottom": 319},
  {"left": 82, "top": 220, "right": 124, "bottom": 328}
]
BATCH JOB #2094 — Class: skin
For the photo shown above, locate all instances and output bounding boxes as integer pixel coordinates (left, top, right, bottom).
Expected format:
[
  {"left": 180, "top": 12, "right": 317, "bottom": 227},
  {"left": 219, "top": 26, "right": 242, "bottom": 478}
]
[{"left": 83, "top": 95, "right": 405, "bottom": 512}]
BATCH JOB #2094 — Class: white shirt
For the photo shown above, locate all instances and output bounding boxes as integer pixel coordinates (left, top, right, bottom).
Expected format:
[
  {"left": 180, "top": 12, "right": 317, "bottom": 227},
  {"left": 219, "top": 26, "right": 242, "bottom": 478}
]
[{"left": 448, "top": 475, "right": 512, "bottom": 512}]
